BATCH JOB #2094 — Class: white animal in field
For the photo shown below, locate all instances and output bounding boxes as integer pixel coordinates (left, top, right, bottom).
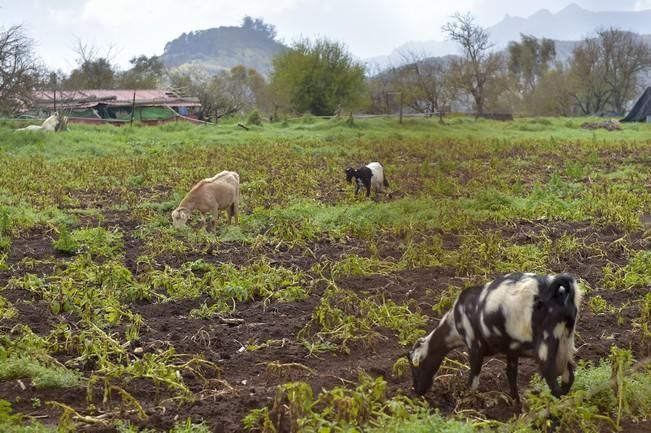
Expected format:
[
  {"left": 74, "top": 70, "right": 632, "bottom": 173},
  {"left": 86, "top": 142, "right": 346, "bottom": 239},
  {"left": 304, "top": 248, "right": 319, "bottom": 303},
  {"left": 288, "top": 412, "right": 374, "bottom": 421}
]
[
  {"left": 16, "top": 113, "right": 67, "bottom": 132},
  {"left": 171, "top": 171, "right": 240, "bottom": 229},
  {"left": 345, "top": 161, "right": 389, "bottom": 197}
]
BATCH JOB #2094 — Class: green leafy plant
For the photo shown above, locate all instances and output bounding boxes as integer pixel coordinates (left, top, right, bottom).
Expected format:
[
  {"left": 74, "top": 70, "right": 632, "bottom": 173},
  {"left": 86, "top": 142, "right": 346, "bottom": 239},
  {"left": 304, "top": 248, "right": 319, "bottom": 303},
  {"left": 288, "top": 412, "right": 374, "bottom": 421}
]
[
  {"left": 53, "top": 226, "right": 123, "bottom": 258},
  {"left": 604, "top": 251, "right": 651, "bottom": 290}
]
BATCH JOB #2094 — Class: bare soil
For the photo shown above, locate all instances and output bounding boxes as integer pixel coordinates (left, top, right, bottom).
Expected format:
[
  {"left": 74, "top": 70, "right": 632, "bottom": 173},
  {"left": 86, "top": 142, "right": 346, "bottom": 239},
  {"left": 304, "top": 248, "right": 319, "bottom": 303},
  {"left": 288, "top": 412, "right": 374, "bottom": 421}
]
[{"left": 1, "top": 215, "right": 649, "bottom": 432}]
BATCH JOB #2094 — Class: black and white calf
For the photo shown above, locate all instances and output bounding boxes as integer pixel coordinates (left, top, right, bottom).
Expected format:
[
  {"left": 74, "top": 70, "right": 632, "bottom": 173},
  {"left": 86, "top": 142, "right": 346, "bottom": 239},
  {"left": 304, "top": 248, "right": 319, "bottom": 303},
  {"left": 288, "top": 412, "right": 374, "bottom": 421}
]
[
  {"left": 345, "top": 162, "right": 389, "bottom": 197},
  {"left": 408, "top": 273, "right": 582, "bottom": 400}
]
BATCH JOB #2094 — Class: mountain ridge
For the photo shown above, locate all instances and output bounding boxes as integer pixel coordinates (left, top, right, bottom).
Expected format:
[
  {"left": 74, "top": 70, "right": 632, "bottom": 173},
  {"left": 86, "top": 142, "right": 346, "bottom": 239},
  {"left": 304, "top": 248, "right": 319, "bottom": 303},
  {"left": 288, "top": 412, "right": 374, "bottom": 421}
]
[{"left": 366, "top": 4, "right": 651, "bottom": 69}]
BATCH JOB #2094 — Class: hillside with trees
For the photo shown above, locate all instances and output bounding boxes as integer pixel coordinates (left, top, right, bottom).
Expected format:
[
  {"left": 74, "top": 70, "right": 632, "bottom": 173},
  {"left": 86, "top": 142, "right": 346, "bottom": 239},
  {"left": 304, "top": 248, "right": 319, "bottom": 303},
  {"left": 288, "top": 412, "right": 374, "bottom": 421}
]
[
  {"left": 4, "top": 9, "right": 651, "bottom": 120},
  {"left": 161, "top": 17, "right": 286, "bottom": 76},
  {"left": 368, "top": 21, "right": 651, "bottom": 118}
]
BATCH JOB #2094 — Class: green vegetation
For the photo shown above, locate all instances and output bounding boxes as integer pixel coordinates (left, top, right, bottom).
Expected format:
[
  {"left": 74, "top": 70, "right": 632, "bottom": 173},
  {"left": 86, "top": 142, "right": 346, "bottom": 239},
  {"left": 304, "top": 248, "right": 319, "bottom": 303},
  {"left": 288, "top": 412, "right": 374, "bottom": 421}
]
[
  {"left": 0, "top": 356, "right": 81, "bottom": 389},
  {"left": 161, "top": 16, "right": 284, "bottom": 75},
  {"left": 53, "top": 226, "right": 123, "bottom": 257},
  {"left": 271, "top": 38, "right": 366, "bottom": 115},
  {"left": 1, "top": 117, "right": 651, "bottom": 432},
  {"left": 242, "top": 374, "right": 476, "bottom": 433},
  {"left": 0, "top": 400, "right": 56, "bottom": 433},
  {"left": 298, "top": 282, "right": 427, "bottom": 354},
  {"left": 603, "top": 250, "right": 651, "bottom": 290}
]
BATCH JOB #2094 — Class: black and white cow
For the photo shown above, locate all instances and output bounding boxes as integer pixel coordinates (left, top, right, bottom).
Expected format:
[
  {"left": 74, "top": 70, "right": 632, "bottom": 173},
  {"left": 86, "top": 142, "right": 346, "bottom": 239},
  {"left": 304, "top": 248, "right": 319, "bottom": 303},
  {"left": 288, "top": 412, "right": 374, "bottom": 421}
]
[
  {"left": 345, "top": 162, "right": 389, "bottom": 197},
  {"left": 408, "top": 272, "right": 582, "bottom": 400}
]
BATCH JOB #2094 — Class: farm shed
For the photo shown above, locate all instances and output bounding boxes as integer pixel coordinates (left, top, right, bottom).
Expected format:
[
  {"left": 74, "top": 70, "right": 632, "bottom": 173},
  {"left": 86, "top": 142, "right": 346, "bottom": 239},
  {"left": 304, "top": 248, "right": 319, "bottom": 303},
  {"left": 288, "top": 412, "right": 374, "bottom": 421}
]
[
  {"left": 29, "top": 89, "right": 203, "bottom": 125},
  {"left": 621, "top": 87, "right": 651, "bottom": 122}
]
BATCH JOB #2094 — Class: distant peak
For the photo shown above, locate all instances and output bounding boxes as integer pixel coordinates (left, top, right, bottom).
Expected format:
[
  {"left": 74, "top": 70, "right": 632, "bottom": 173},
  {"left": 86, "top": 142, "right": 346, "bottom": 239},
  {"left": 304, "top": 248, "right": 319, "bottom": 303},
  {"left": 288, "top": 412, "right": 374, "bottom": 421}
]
[
  {"left": 529, "top": 8, "right": 552, "bottom": 18},
  {"left": 562, "top": 3, "right": 585, "bottom": 12}
]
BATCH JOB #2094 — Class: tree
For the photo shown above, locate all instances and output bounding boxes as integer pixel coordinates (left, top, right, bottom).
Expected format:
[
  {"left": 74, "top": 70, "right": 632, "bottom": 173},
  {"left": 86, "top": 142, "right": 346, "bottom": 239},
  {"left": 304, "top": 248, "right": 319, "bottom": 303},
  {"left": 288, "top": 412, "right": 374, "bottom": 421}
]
[
  {"left": 567, "top": 29, "right": 651, "bottom": 115},
  {"left": 271, "top": 38, "right": 366, "bottom": 116},
  {"left": 0, "top": 25, "right": 40, "bottom": 115},
  {"left": 365, "top": 62, "right": 393, "bottom": 114},
  {"left": 598, "top": 29, "right": 651, "bottom": 114},
  {"left": 442, "top": 12, "right": 505, "bottom": 116},
  {"left": 390, "top": 53, "right": 456, "bottom": 122},
  {"left": 169, "top": 65, "right": 268, "bottom": 122},
  {"left": 116, "top": 55, "right": 164, "bottom": 89},
  {"left": 241, "top": 16, "right": 277, "bottom": 40},
  {"left": 568, "top": 37, "right": 609, "bottom": 115},
  {"left": 508, "top": 35, "right": 555, "bottom": 97},
  {"left": 528, "top": 68, "right": 576, "bottom": 116},
  {"left": 63, "top": 40, "right": 116, "bottom": 89}
]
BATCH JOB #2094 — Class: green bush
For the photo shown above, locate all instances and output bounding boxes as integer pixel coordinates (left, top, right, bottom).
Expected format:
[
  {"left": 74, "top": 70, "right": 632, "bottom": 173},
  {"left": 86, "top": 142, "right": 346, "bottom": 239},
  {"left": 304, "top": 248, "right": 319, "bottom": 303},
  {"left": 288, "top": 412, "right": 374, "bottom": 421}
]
[{"left": 247, "top": 110, "right": 263, "bottom": 126}]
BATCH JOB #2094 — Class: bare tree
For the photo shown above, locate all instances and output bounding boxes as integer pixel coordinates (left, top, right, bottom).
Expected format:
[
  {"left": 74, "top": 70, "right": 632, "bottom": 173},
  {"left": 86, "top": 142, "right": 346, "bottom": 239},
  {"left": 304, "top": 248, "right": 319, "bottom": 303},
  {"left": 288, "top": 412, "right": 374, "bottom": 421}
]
[
  {"left": 63, "top": 39, "right": 116, "bottom": 89},
  {"left": 391, "top": 52, "right": 456, "bottom": 122},
  {"left": 569, "top": 37, "right": 609, "bottom": 115},
  {"left": 598, "top": 28, "right": 651, "bottom": 114},
  {"left": 169, "top": 65, "right": 265, "bottom": 122},
  {"left": 568, "top": 29, "right": 651, "bottom": 115},
  {"left": 365, "top": 62, "right": 393, "bottom": 114},
  {"left": 0, "top": 25, "right": 40, "bottom": 115},
  {"left": 442, "top": 12, "right": 505, "bottom": 116}
]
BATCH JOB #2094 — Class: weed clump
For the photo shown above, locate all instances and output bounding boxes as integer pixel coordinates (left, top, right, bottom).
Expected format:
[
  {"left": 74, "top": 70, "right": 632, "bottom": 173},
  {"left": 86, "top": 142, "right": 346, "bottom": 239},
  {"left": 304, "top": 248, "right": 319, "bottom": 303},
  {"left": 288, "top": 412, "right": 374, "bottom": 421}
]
[{"left": 53, "top": 226, "right": 123, "bottom": 258}]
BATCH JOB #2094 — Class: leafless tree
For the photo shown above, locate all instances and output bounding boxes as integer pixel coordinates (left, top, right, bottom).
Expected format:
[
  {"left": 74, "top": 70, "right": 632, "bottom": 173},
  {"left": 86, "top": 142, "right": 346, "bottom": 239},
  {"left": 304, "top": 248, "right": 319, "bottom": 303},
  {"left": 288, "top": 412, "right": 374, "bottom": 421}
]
[
  {"left": 0, "top": 25, "right": 40, "bottom": 115},
  {"left": 569, "top": 37, "right": 609, "bottom": 115},
  {"left": 62, "top": 39, "right": 117, "bottom": 89},
  {"left": 365, "top": 62, "right": 393, "bottom": 114},
  {"left": 442, "top": 12, "right": 504, "bottom": 116},
  {"left": 598, "top": 28, "right": 651, "bottom": 114},
  {"left": 568, "top": 29, "right": 651, "bottom": 115},
  {"left": 391, "top": 51, "right": 456, "bottom": 122},
  {"left": 169, "top": 65, "right": 265, "bottom": 122}
]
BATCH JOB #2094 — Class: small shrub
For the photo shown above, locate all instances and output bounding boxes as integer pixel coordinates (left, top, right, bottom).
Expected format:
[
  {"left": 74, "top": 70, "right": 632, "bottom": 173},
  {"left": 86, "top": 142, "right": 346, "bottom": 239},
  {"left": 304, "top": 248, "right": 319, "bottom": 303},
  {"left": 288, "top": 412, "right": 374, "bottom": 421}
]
[
  {"left": 52, "top": 225, "right": 77, "bottom": 254},
  {"left": 0, "top": 357, "right": 81, "bottom": 389},
  {"left": 53, "top": 226, "right": 123, "bottom": 258},
  {"left": 588, "top": 295, "right": 613, "bottom": 314},
  {"left": 247, "top": 110, "right": 262, "bottom": 126}
]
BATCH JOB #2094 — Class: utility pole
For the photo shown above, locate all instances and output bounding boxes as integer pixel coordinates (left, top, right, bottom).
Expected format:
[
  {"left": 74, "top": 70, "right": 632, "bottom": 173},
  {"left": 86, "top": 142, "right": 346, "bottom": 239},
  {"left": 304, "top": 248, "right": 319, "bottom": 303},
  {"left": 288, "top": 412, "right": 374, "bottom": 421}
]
[
  {"left": 130, "top": 90, "right": 136, "bottom": 126},
  {"left": 51, "top": 72, "right": 57, "bottom": 114}
]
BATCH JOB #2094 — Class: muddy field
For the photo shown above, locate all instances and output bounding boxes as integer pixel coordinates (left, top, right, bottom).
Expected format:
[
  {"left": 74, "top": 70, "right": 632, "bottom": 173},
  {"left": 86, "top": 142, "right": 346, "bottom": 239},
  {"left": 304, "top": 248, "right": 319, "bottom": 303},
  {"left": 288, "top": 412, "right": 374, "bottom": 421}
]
[
  {"left": 0, "top": 206, "right": 648, "bottom": 432},
  {"left": 2, "top": 119, "right": 651, "bottom": 432}
]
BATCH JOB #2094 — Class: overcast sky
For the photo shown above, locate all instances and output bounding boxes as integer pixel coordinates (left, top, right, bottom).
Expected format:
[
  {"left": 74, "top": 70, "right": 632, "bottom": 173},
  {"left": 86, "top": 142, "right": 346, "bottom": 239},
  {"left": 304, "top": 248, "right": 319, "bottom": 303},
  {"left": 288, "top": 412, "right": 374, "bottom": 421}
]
[{"left": 2, "top": 0, "right": 651, "bottom": 71}]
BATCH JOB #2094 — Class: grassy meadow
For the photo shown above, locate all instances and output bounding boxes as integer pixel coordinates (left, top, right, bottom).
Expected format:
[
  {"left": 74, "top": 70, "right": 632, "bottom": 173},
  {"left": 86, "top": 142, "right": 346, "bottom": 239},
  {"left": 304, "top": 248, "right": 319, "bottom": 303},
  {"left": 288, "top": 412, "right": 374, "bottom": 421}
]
[{"left": 0, "top": 115, "right": 650, "bottom": 432}]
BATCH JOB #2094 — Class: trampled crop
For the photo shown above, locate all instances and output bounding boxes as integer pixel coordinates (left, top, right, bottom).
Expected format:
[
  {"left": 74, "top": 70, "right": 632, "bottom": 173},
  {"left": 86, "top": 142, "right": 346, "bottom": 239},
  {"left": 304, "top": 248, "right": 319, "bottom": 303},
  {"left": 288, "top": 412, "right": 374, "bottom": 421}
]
[{"left": 0, "top": 116, "right": 650, "bottom": 432}]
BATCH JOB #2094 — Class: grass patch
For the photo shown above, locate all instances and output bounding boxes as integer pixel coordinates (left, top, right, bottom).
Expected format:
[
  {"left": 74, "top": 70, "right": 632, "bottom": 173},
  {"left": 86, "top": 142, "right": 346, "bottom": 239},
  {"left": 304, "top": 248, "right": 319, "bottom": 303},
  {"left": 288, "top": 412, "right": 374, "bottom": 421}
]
[{"left": 0, "top": 356, "right": 81, "bottom": 388}]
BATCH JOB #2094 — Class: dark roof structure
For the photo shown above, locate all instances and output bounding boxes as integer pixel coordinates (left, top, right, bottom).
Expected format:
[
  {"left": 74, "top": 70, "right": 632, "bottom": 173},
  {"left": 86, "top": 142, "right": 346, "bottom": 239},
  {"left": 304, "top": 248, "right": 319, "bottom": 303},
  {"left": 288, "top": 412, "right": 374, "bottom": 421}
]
[
  {"left": 27, "top": 89, "right": 204, "bottom": 126},
  {"left": 622, "top": 87, "right": 651, "bottom": 122}
]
